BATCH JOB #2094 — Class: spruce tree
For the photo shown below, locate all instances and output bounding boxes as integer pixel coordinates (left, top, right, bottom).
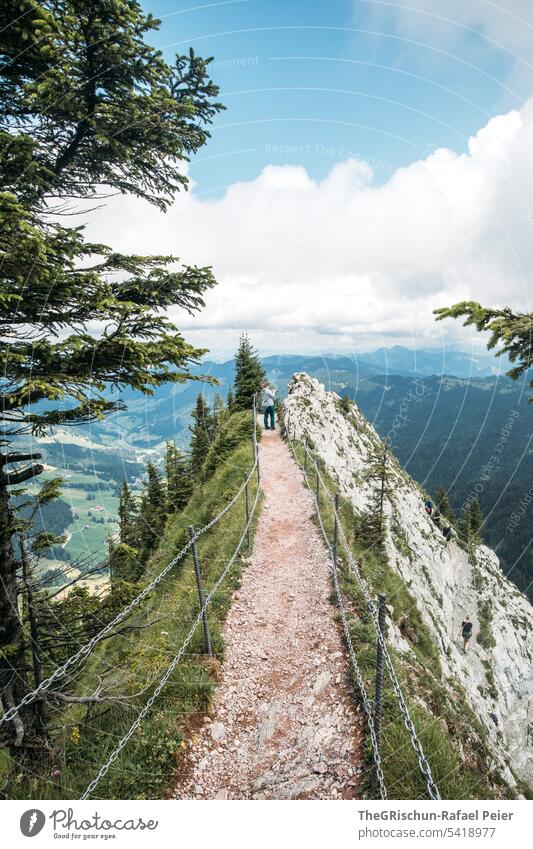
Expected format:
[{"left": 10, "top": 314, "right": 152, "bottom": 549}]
[
  {"left": 435, "top": 302, "right": 533, "bottom": 399},
  {"left": 459, "top": 498, "right": 484, "bottom": 544},
  {"left": 434, "top": 486, "right": 456, "bottom": 523},
  {"left": 137, "top": 463, "right": 166, "bottom": 558},
  {"left": 165, "top": 441, "right": 193, "bottom": 512},
  {"left": 0, "top": 0, "right": 223, "bottom": 750},
  {"left": 118, "top": 482, "right": 139, "bottom": 548},
  {"left": 233, "top": 333, "right": 265, "bottom": 411},
  {"left": 212, "top": 393, "right": 225, "bottom": 436},
  {"left": 227, "top": 388, "right": 235, "bottom": 414},
  {"left": 190, "top": 395, "right": 212, "bottom": 477}
]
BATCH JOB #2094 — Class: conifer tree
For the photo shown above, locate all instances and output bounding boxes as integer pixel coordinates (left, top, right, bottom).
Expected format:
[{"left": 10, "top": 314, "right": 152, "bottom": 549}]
[
  {"left": 0, "top": 0, "right": 224, "bottom": 750},
  {"left": 165, "top": 441, "right": 193, "bottom": 512},
  {"left": 118, "top": 482, "right": 139, "bottom": 548},
  {"left": 137, "top": 463, "right": 166, "bottom": 559},
  {"left": 435, "top": 302, "right": 533, "bottom": 399},
  {"left": 459, "top": 498, "right": 484, "bottom": 544},
  {"left": 212, "top": 393, "right": 225, "bottom": 436},
  {"left": 190, "top": 395, "right": 212, "bottom": 477},
  {"left": 434, "top": 486, "right": 456, "bottom": 523},
  {"left": 227, "top": 388, "right": 235, "bottom": 414},
  {"left": 233, "top": 333, "right": 265, "bottom": 411}
]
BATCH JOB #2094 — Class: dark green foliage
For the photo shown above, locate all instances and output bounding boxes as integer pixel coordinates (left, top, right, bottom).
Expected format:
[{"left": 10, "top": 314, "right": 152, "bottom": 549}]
[
  {"left": 339, "top": 394, "right": 352, "bottom": 414},
  {"left": 233, "top": 333, "right": 265, "bottom": 411},
  {"left": 459, "top": 498, "right": 484, "bottom": 545},
  {"left": 118, "top": 482, "right": 139, "bottom": 549},
  {"left": 0, "top": 0, "right": 223, "bottom": 752},
  {"left": 477, "top": 600, "right": 497, "bottom": 650},
  {"left": 364, "top": 442, "right": 392, "bottom": 523},
  {"left": 435, "top": 302, "right": 533, "bottom": 398},
  {"left": 109, "top": 542, "right": 142, "bottom": 584},
  {"left": 434, "top": 486, "right": 456, "bottom": 524},
  {"left": 165, "top": 441, "right": 193, "bottom": 513},
  {"left": 189, "top": 395, "right": 213, "bottom": 477},
  {"left": 137, "top": 463, "right": 166, "bottom": 560},
  {"left": 353, "top": 510, "right": 386, "bottom": 554},
  {"left": 3, "top": 417, "right": 260, "bottom": 800},
  {"left": 0, "top": 0, "right": 224, "bottom": 210},
  {"left": 226, "top": 388, "right": 235, "bottom": 413},
  {"left": 201, "top": 411, "right": 255, "bottom": 481}
]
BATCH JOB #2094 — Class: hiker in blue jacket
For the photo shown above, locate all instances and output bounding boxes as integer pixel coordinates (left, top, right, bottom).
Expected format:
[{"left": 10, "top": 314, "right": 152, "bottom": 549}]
[{"left": 261, "top": 381, "right": 276, "bottom": 430}]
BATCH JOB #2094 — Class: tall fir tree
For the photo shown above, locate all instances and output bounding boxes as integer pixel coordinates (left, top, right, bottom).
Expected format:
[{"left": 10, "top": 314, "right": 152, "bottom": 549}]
[
  {"left": 118, "top": 482, "right": 139, "bottom": 548},
  {"left": 212, "top": 393, "right": 225, "bottom": 436},
  {"left": 459, "top": 498, "right": 484, "bottom": 544},
  {"left": 435, "top": 302, "right": 533, "bottom": 399},
  {"left": 165, "top": 441, "right": 193, "bottom": 512},
  {"left": 190, "top": 395, "right": 212, "bottom": 477},
  {"left": 0, "top": 0, "right": 223, "bottom": 751},
  {"left": 233, "top": 333, "right": 265, "bottom": 411},
  {"left": 137, "top": 463, "right": 166, "bottom": 559},
  {"left": 434, "top": 486, "right": 456, "bottom": 524}
]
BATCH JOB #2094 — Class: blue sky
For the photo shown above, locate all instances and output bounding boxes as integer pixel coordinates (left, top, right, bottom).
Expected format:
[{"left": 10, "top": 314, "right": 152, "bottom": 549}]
[
  {"left": 146, "top": 0, "right": 527, "bottom": 197},
  {"left": 90, "top": 2, "right": 533, "bottom": 356}
]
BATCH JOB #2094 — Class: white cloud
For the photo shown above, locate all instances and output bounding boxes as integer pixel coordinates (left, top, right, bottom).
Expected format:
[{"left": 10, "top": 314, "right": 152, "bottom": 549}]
[
  {"left": 359, "top": 1, "right": 533, "bottom": 97},
  {"left": 84, "top": 98, "right": 533, "bottom": 354}
]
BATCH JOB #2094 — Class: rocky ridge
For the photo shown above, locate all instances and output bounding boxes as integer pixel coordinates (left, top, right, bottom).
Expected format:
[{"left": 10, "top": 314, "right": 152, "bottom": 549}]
[{"left": 283, "top": 373, "right": 533, "bottom": 791}]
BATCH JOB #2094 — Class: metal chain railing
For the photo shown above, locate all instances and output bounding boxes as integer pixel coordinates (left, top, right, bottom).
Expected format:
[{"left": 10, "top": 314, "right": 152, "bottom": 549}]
[
  {"left": 289, "top": 432, "right": 441, "bottom": 801},
  {"left": 287, "top": 437, "right": 388, "bottom": 799},
  {"left": 81, "top": 470, "right": 262, "bottom": 800},
  {"left": 1, "top": 452, "right": 259, "bottom": 728}
]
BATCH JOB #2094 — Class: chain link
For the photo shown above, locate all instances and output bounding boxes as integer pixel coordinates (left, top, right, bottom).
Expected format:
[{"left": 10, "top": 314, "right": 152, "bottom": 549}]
[
  {"left": 82, "top": 474, "right": 261, "bottom": 799},
  {"left": 1, "top": 454, "right": 259, "bottom": 728},
  {"left": 289, "top": 432, "right": 441, "bottom": 801},
  {"left": 287, "top": 436, "right": 388, "bottom": 799}
]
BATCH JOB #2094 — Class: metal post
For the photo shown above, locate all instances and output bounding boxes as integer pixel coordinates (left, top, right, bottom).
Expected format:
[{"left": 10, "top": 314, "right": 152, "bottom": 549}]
[
  {"left": 374, "top": 592, "right": 387, "bottom": 749},
  {"left": 252, "top": 393, "right": 257, "bottom": 462},
  {"left": 315, "top": 459, "right": 320, "bottom": 501},
  {"left": 245, "top": 475, "right": 251, "bottom": 550},
  {"left": 188, "top": 526, "right": 212, "bottom": 656},
  {"left": 303, "top": 440, "right": 307, "bottom": 473},
  {"left": 332, "top": 493, "right": 339, "bottom": 567}
]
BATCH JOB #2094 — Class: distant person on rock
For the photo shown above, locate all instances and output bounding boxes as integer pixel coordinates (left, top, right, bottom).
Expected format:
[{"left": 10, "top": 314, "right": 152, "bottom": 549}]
[
  {"left": 461, "top": 616, "right": 473, "bottom": 652},
  {"left": 424, "top": 499, "right": 433, "bottom": 516},
  {"left": 261, "top": 381, "right": 276, "bottom": 430}
]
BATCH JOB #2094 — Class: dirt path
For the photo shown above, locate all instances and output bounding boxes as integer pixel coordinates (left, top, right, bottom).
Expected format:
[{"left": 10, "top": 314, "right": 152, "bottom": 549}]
[{"left": 173, "top": 425, "right": 363, "bottom": 799}]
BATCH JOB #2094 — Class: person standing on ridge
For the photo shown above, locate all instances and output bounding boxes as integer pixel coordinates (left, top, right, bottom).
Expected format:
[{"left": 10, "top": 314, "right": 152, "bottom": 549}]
[
  {"left": 461, "top": 616, "right": 473, "bottom": 652},
  {"left": 261, "top": 380, "right": 276, "bottom": 430}
]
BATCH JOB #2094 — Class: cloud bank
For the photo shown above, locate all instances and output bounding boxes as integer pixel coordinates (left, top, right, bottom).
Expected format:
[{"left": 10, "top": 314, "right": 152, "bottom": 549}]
[{"left": 85, "top": 98, "right": 533, "bottom": 355}]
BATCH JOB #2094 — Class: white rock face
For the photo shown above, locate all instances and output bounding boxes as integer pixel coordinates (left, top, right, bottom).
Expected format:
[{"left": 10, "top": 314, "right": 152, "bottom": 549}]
[{"left": 284, "top": 373, "right": 533, "bottom": 789}]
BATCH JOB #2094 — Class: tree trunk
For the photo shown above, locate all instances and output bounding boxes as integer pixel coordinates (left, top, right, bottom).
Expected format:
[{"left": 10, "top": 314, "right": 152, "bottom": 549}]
[
  {"left": 0, "top": 482, "right": 46, "bottom": 754},
  {"left": 20, "top": 538, "right": 46, "bottom": 735}
]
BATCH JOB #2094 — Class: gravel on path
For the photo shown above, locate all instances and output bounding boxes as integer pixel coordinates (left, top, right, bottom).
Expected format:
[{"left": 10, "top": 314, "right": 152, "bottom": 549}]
[{"left": 173, "top": 425, "right": 363, "bottom": 799}]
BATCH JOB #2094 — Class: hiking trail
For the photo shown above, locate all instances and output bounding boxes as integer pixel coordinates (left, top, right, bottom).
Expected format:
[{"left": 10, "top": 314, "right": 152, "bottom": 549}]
[{"left": 173, "top": 425, "right": 363, "bottom": 800}]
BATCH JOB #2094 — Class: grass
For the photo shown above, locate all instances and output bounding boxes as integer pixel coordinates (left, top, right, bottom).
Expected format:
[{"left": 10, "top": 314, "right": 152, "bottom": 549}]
[
  {"left": 289, "top": 437, "right": 503, "bottom": 800},
  {"left": 1, "top": 413, "right": 262, "bottom": 801}
]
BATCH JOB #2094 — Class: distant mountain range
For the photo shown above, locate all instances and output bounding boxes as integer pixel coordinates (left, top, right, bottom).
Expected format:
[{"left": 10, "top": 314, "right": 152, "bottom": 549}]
[
  {"left": 79, "top": 345, "right": 515, "bottom": 450},
  {"left": 20, "top": 345, "right": 530, "bottom": 600}
]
